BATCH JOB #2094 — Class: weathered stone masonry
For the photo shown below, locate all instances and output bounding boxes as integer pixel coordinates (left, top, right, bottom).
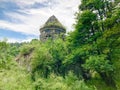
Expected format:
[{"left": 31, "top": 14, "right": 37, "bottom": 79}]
[{"left": 40, "top": 15, "right": 66, "bottom": 41}]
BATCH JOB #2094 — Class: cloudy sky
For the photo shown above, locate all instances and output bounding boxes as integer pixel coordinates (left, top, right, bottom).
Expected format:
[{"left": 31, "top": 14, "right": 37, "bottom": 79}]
[{"left": 0, "top": 0, "right": 80, "bottom": 42}]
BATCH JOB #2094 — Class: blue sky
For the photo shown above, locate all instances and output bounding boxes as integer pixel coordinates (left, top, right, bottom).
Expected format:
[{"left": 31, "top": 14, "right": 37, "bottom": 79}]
[{"left": 0, "top": 0, "right": 80, "bottom": 42}]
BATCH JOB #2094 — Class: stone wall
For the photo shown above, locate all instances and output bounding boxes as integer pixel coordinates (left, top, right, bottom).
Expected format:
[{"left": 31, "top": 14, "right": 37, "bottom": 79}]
[
  {"left": 39, "top": 15, "right": 66, "bottom": 41},
  {"left": 40, "top": 27, "right": 65, "bottom": 41}
]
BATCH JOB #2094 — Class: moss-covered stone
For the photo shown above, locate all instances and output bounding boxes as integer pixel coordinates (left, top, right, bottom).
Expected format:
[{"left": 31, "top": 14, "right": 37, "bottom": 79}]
[{"left": 40, "top": 15, "right": 66, "bottom": 41}]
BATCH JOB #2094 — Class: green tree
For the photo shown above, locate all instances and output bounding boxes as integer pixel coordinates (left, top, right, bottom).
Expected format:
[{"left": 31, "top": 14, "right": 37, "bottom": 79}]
[
  {"left": 49, "top": 39, "right": 68, "bottom": 76},
  {"left": 31, "top": 44, "right": 53, "bottom": 79}
]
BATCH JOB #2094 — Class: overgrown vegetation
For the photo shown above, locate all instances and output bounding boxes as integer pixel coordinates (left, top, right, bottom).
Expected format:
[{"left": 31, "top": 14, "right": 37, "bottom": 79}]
[{"left": 0, "top": 0, "right": 120, "bottom": 90}]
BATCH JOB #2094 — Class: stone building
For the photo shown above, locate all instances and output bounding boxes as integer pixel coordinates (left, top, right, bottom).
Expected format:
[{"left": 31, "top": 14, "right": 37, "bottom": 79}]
[{"left": 40, "top": 15, "right": 66, "bottom": 41}]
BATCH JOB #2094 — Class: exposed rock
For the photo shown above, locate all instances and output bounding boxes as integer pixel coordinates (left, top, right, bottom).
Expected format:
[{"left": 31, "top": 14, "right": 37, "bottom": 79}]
[{"left": 15, "top": 48, "right": 34, "bottom": 71}]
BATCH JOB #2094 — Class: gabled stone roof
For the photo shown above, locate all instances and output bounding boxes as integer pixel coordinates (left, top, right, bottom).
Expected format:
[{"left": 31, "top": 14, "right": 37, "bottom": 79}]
[{"left": 41, "top": 15, "right": 65, "bottom": 30}]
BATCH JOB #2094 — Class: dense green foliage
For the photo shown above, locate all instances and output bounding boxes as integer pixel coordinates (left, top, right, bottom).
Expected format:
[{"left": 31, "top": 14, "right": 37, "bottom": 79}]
[{"left": 0, "top": 0, "right": 120, "bottom": 90}]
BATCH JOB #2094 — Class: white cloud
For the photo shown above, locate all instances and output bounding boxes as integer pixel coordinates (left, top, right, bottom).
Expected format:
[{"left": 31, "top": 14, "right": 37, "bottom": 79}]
[
  {"left": 0, "top": 0, "right": 80, "bottom": 42},
  {"left": 14, "top": 0, "right": 49, "bottom": 6},
  {"left": 7, "top": 37, "right": 35, "bottom": 43},
  {"left": 0, "top": 36, "right": 35, "bottom": 43}
]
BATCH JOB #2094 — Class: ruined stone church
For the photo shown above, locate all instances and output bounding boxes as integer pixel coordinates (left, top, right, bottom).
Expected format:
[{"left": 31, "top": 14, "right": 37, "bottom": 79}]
[{"left": 40, "top": 15, "right": 66, "bottom": 41}]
